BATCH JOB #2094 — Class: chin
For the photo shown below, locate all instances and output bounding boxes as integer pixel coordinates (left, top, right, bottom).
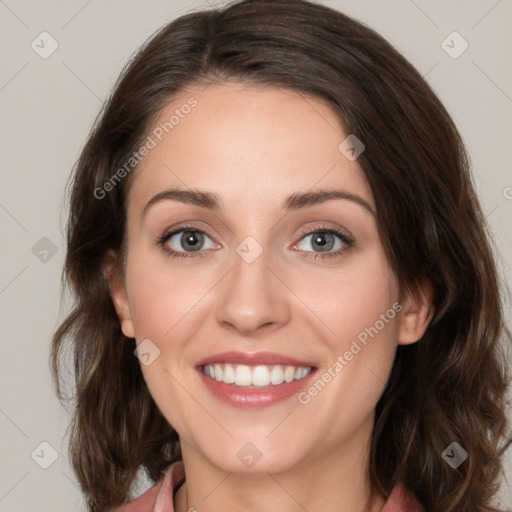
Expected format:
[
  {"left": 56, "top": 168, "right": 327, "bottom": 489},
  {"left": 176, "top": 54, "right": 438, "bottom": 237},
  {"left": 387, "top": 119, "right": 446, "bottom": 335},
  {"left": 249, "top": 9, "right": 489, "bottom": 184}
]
[{"left": 197, "top": 437, "right": 310, "bottom": 475}]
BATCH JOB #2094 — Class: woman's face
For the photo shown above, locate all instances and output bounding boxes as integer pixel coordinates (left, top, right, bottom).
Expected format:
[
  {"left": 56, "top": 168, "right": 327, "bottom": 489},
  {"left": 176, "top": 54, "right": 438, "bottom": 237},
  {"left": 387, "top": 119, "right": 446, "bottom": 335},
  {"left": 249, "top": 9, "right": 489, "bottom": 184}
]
[{"left": 109, "top": 81, "right": 430, "bottom": 475}]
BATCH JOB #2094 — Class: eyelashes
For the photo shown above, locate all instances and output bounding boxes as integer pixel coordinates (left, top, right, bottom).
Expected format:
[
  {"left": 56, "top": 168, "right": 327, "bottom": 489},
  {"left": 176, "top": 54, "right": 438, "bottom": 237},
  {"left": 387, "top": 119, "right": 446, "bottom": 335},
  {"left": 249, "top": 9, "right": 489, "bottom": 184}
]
[
  {"left": 156, "top": 223, "right": 354, "bottom": 261},
  {"left": 156, "top": 224, "right": 218, "bottom": 260},
  {"left": 293, "top": 227, "right": 354, "bottom": 260}
]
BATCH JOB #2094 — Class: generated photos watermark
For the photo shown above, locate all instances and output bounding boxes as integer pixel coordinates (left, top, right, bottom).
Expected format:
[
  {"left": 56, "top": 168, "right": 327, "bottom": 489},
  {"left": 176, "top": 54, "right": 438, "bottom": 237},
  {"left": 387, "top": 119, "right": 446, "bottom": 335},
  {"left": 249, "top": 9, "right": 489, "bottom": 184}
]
[
  {"left": 94, "top": 97, "right": 198, "bottom": 200},
  {"left": 298, "top": 301, "right": 403, "bottom": 405}
]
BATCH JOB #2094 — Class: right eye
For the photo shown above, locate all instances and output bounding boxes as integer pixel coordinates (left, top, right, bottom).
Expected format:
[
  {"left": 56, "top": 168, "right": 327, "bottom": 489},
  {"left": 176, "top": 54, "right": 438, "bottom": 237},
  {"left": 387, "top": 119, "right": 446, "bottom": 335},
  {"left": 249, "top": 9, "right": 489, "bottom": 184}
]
[{"left": 157, "top": 226, "right": 220, "bottom": 259}]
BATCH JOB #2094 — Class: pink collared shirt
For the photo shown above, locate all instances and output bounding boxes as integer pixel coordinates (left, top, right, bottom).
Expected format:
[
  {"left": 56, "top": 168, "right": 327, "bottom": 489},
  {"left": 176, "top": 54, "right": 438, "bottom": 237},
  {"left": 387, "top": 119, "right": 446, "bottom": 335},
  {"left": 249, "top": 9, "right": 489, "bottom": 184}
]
[{"left": 113, "top": 461, "right": 424, "bottom": 512}]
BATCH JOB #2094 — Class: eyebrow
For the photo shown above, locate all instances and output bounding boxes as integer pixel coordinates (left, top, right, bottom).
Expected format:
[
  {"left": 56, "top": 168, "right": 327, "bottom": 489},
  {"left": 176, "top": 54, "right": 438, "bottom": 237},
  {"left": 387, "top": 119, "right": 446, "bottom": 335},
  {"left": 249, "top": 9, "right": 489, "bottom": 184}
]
[{"left": 142, "top": 187, "right": 375, "bottom": 217}]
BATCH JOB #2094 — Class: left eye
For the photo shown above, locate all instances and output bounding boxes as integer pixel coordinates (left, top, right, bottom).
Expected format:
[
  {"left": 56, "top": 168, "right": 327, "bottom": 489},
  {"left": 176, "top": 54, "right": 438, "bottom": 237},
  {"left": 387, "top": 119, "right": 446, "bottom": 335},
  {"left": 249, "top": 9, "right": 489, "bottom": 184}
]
[{"left": 294, "top": 230, "right": 349, "bottom": 253}]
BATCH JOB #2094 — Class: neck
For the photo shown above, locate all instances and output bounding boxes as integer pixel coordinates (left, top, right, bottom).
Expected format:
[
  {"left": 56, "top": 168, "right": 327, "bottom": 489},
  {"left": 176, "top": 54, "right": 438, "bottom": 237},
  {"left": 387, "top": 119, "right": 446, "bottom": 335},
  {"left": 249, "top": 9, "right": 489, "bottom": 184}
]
[{"left": 174, "top": 419, "right": 386, "bottom": 512}]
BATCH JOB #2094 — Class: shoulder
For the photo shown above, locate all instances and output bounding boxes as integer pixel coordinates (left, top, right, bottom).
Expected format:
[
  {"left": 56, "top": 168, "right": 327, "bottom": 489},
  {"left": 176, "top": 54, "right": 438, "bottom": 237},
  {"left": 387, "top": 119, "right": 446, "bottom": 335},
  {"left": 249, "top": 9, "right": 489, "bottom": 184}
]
[
  {"left": 110, "top": 461, "right": 185, "bottom": 512},
  {"left": 381, "top": 483, "right": 424, "bottom": 512}
]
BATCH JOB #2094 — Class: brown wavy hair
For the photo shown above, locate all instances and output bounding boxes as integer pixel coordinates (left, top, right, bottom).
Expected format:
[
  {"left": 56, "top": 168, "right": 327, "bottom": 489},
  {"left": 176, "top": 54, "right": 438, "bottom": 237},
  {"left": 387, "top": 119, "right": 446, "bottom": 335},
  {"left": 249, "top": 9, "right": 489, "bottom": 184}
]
[{"left": 51, "top": 0, "right": 512, "bottom": 510}]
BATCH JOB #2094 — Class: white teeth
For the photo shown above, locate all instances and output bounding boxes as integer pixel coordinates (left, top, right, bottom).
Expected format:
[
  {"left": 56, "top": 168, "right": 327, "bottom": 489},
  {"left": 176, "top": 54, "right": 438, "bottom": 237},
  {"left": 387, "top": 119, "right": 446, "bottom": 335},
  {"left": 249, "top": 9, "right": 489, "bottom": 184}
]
[
  {"left": 202, "top": 363, "right": 312, "bottom": 387},
  {"left": 284, "top": 366, "right": 295, "bottom": 383},
  {"left": 235, "top": 364, "right": 252, "bottom": 386},
  {"left": 270, "top": 365, "right": 285, "bottom": 385},
  {"left": 214, "top": 364, "right": 223, "bottom": 381},
  {"left": 223, "top": 364, "right": 235, "bottom": 384},
  {"left": 252, "top": 366, "right": 270, "bottom": 387}
]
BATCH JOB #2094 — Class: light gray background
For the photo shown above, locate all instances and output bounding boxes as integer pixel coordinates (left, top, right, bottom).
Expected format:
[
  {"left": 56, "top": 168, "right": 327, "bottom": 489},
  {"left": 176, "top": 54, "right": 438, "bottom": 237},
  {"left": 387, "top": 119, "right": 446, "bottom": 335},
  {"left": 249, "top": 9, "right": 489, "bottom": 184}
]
[{"left": 0, "top": 0, "right": 511, "bottom": 510}]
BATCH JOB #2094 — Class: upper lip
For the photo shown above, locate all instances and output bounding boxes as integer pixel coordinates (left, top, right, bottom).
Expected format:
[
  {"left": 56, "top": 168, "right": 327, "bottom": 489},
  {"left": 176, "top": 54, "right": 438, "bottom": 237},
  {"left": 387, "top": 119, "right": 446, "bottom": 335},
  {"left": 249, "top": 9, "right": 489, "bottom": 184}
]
[{"left": 196, "top": 351, "right": 315, "bottom": 368}]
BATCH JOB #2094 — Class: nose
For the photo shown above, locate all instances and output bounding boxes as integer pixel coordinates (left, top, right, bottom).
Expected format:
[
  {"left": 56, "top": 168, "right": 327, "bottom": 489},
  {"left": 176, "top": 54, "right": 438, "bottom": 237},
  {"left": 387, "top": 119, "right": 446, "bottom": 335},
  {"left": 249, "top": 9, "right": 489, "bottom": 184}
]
[{"left": 214, "top": 245, "right": 291, "bottom": 337}]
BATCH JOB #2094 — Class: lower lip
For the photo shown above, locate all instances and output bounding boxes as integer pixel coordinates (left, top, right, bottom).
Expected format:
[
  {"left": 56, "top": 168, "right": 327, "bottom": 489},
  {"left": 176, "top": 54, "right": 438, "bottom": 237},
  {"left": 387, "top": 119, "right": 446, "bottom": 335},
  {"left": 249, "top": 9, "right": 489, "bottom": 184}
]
[{"left": 198, "top": 369, "right": 316, "bottom": 409}]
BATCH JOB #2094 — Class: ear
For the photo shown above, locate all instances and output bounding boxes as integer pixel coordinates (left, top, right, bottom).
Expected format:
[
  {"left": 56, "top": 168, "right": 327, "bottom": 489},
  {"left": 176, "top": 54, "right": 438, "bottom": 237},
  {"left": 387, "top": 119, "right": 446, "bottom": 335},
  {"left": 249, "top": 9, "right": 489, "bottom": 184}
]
[
  {"left": 397, "top": 279, "right": 434, "bottom": 346},
  {"left": 103, "top": 250, "right": 135, "bottom": 339}
]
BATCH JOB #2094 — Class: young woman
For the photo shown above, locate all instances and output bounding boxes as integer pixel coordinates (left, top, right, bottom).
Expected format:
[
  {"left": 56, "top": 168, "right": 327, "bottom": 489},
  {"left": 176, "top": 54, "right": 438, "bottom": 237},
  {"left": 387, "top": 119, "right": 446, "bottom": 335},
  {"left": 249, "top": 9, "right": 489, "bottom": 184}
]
[{"left": 51, "top": 1, "right": 511, "bottom": 511}]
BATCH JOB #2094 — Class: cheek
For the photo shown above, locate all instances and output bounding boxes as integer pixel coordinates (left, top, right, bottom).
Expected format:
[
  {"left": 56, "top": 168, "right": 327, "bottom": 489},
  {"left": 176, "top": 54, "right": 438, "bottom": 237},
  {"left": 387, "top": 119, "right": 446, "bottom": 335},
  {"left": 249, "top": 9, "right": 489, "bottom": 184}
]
[
  {"left": 291, "top": 256, "right": 400, "bottom": 434},
  {"left": 291, "top": 248, "right": 399, "bottom": 353},
  {"left": 328, "top": 256, "right": 399, "bottom": 391},
  {"left": 126, "top": 252, "right": 208, "bottom": 340},
  {"left": 124, "top": 252, "right": 206, "bottom": 433}
]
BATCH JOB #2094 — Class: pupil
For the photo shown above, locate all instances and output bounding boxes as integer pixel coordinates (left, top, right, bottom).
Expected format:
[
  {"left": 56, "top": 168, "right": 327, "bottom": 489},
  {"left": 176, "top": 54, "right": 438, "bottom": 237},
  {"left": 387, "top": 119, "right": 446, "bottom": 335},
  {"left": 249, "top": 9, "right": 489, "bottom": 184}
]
[
  {"left": 313, "top": 233, "right": 334, "bottom": 251},
  {"left": 182, "top": 231, "right": 203, "bottom": 251}
]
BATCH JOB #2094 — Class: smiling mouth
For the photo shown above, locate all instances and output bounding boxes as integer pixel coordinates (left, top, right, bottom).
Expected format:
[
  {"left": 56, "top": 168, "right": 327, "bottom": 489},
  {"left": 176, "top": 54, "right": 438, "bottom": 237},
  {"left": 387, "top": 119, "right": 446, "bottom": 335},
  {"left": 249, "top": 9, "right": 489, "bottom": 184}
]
[{"left": 201, "top": 363, "right": 313, "bottom": 387}]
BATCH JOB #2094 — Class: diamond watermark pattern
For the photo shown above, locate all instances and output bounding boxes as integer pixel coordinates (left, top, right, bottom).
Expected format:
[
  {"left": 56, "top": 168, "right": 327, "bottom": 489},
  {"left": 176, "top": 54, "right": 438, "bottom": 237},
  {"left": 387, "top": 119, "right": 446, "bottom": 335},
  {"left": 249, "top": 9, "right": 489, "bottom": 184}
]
[
  {"left": 441, "top": 32, "right": 468, "bottom": 59},
  {"left": 31, "top": 32, "right": 59, "bottom": 59},
  {"left": 338, "top": 134, "right": 365, "bottom": 161},
  {"left": 442, "top": 441, "right": 468, "bottom": 469},
  {"left": 32, "top": 237, "right": 58, "bottom": 263},
  {"left": 236, "top": 236, "right": 263, "bottom": 264},
  {"left": 31, "top": 441, "right": 59, "bottom": 469},
  {"left": 134, "top": 338, "right": 161, "bottom": 366},
  {"left": 237, "top": 442, "right": 263, "bottom": 468}
]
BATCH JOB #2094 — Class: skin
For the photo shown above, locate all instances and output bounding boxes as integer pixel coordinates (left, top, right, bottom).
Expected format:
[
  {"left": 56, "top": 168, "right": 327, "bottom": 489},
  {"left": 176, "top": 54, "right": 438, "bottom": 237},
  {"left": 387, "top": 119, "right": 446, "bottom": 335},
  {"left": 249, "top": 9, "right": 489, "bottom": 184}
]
[{"left": 106, "top": 81, "right": 433, "bottom": 512}]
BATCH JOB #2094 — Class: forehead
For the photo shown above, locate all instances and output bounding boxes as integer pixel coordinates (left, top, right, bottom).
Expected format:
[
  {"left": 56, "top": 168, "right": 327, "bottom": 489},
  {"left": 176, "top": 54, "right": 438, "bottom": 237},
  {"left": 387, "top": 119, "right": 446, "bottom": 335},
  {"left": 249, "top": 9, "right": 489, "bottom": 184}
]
[{"left": 126, "top": 81, "right": 374, "bottom": 216}]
